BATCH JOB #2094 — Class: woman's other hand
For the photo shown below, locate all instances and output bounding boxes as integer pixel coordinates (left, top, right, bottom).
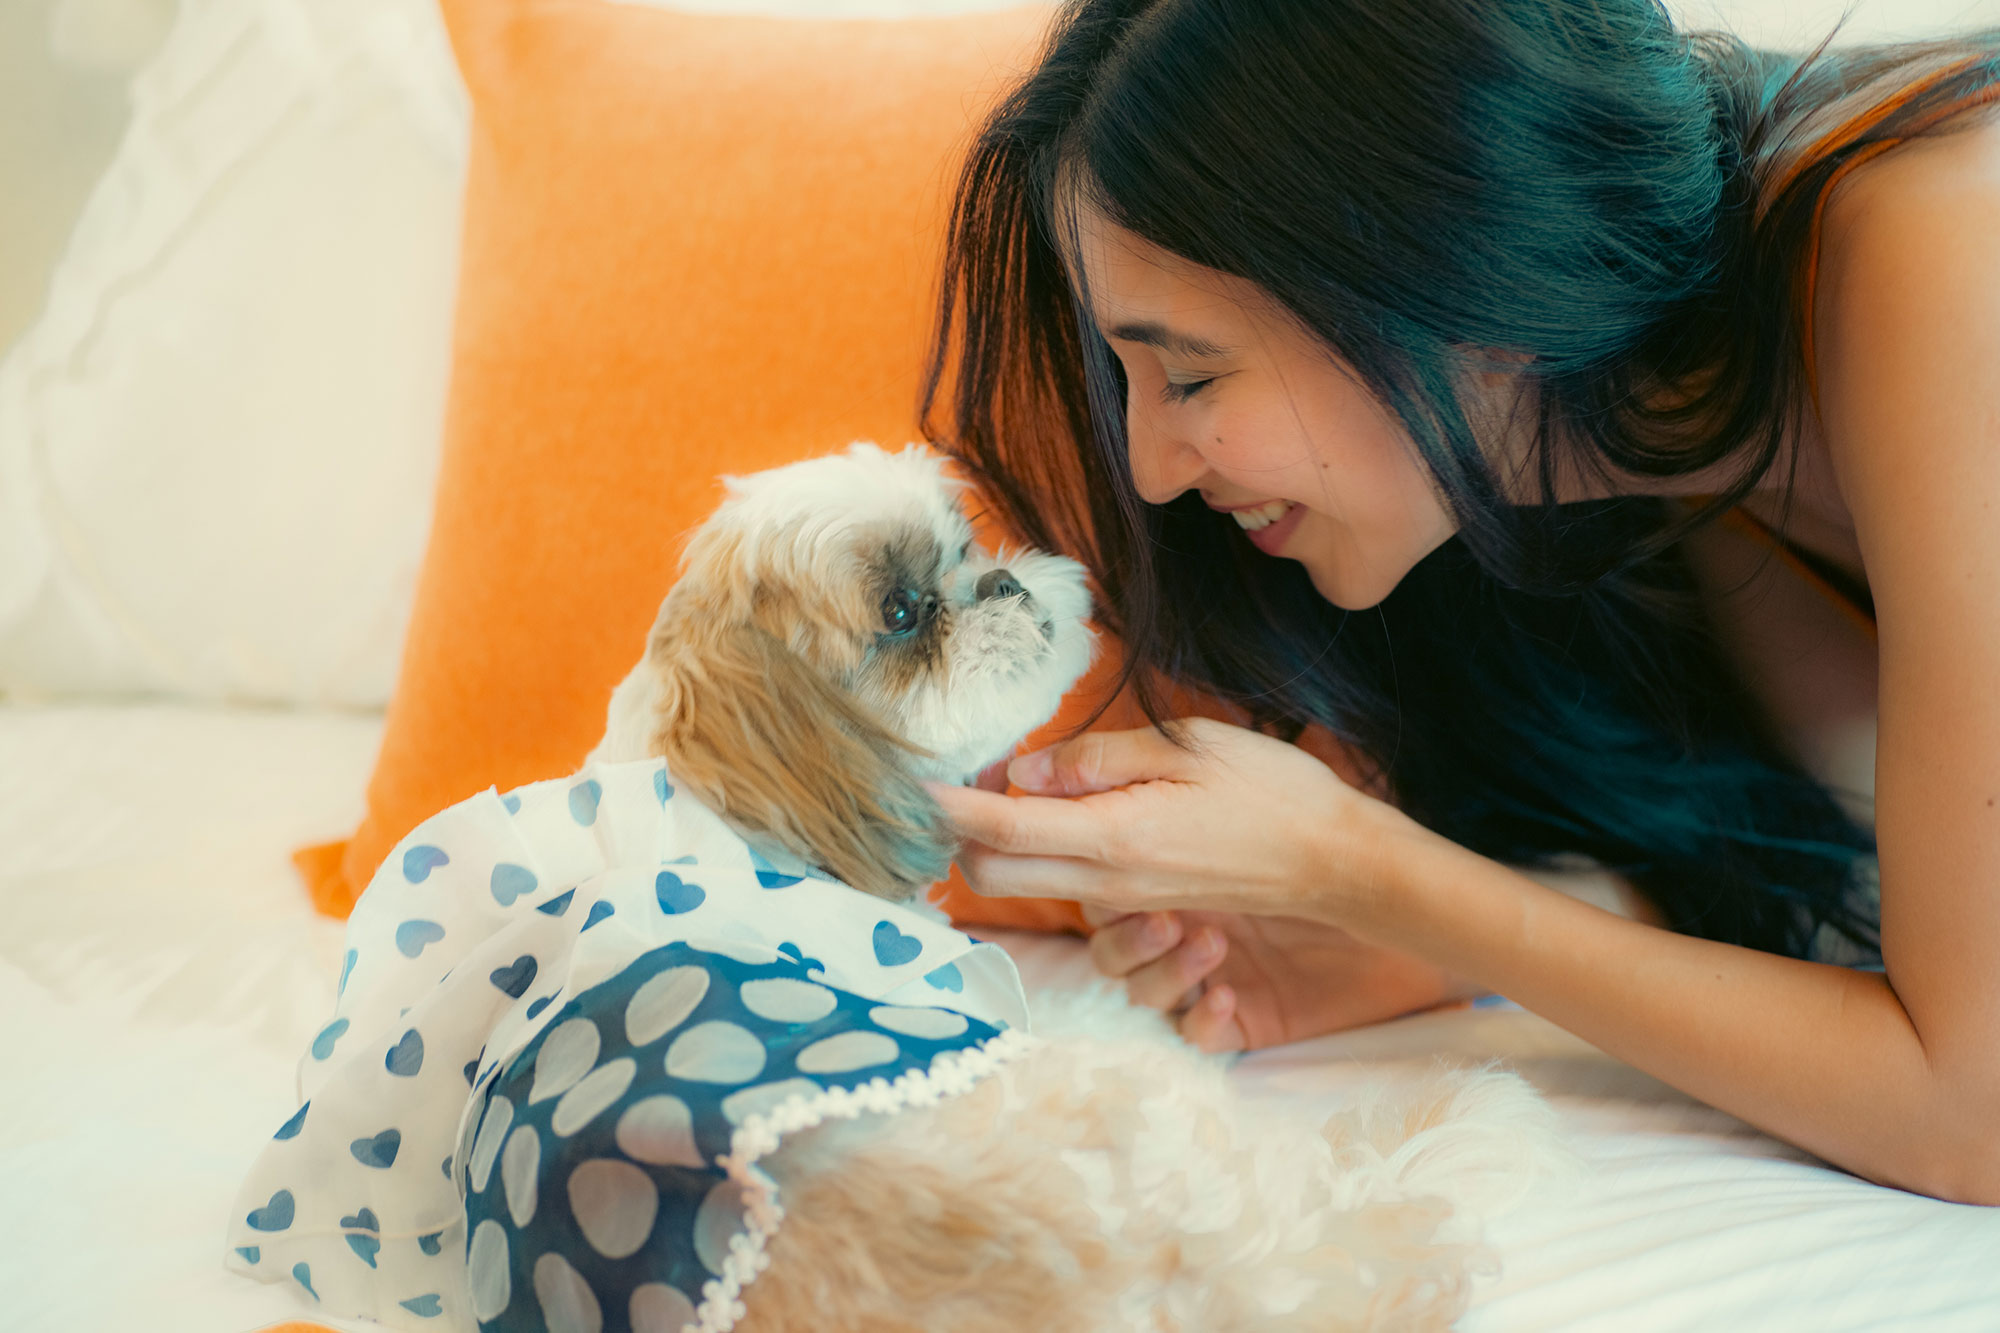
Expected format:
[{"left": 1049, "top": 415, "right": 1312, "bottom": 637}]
[{"left": 1080, "top": 905, "right": 1476, "bottom": 1052}]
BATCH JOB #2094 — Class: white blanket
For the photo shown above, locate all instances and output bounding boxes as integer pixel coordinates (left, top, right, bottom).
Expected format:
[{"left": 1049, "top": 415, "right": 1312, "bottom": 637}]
[{"left": 3, "top": 703, "right": 1998, "bottom": 1332}]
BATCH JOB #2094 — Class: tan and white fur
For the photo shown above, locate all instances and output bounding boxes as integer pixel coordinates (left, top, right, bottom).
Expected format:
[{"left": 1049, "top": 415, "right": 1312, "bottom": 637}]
[{"left": 592, "top": 442, "right": 1562, "bottom": 1331}]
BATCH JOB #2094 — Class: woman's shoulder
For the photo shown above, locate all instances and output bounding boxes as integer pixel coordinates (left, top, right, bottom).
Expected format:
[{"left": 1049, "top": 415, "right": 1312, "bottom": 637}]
[
  {"left": 1800, "top": 94, "right": 2000, "bottom": 675},
  {"left": 1806, "top": 102, "right": 2000, "bottom": 486},
  {"left": 1812, "top": 103, "right": 2000, "bottom": 352}
]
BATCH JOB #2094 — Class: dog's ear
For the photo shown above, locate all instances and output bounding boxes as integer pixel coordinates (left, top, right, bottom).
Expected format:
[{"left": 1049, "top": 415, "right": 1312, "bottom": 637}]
[{"left": 646, "top": 615, "right": 954, "bottom": 902}]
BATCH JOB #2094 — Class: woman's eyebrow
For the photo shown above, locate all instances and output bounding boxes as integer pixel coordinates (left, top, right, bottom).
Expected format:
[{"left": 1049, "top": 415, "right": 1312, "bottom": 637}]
[{"left": 1105, "top": 320, "right": 1236, "bottom": 358}]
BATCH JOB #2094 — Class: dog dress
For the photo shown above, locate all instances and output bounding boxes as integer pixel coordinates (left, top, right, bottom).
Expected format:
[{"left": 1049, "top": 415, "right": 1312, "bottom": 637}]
[{"left": 225, "top": 757, "right": 1035, "bottom": 1333}]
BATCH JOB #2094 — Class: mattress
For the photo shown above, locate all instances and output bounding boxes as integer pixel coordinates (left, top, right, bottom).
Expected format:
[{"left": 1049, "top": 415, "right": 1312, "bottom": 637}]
[{"left": 2, "top": 702, "right": 1996, "bottom": 1332}]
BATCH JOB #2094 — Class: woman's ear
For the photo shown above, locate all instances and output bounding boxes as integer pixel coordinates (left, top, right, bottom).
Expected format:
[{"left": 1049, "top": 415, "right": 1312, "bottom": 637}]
[{"left": 647, "top": 615, "right": 954, "bottom": 902}]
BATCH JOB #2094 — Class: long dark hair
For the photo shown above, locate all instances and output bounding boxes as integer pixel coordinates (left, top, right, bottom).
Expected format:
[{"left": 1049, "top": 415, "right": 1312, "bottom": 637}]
[{"left": 922, "top": 0, "right": 2000, "bottom": 960}]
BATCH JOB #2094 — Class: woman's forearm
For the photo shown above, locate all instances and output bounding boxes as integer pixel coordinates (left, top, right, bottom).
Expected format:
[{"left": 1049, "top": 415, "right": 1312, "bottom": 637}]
[{"left": 1328, "top": 824, "right": 2000, "bottom": 1203}]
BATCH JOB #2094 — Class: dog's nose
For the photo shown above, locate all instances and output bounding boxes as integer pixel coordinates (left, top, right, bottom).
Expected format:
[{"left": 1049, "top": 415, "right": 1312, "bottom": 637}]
[{"left": 975, "top": 569, "right": 1025, "bottom": 602}]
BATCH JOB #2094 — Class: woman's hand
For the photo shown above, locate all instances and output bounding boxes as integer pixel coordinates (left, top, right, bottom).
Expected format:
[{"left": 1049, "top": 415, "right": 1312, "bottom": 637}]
[
  {"left": 930, "top": 716, "right": 1426, "bottom": 922},
  {"left": 1082, "top": 905, "right": 1478, "bottom": 1053}
]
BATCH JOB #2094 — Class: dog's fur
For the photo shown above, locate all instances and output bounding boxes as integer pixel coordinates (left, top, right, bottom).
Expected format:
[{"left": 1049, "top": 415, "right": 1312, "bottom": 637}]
[
  {"left": 590, "top": 443, "right": 1561, "bottom": 1331},
  {"left": 593, "top": 442, "right": 1094, "bottom": 900}
]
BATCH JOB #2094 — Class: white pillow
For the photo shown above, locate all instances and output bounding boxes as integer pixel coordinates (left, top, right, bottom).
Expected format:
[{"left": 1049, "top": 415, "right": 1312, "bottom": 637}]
[
  {"left": 0, "top": 0, "right": 1037, "bottom": 711},
  {"left": 0, "top": 0, "right": 466, "bottom": 708}
]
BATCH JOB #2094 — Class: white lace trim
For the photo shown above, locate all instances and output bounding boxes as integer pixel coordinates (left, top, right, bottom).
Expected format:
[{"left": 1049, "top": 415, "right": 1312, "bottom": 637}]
[{"left": 692, "top": 1026, "right": 1045, "bottom": 1333}]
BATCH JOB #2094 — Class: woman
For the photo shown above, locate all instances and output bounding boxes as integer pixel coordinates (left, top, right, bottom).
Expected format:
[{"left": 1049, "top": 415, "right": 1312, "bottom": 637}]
[{"left": 920, "top": 0, "right": 2000, "bottom": 1204}]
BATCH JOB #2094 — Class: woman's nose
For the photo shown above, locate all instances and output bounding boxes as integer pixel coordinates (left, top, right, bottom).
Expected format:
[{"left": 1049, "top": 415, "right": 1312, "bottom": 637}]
[{"left": 1125, "top": 402, "right": 1207, "bottom": 505}]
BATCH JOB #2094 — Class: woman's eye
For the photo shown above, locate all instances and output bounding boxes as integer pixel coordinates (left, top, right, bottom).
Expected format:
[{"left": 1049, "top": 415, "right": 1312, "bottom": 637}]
[{"left": 1161, "top": 377, "right": 1215, "bottom": 404}]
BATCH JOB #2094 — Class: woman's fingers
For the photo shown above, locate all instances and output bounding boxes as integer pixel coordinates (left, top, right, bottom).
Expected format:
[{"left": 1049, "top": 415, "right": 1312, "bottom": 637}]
[
  {"left": 1086, "top": 911, "right": 1183, "bottom": 978},
  {"left": 1078, "top": 902, "right": 1126, "bottom": 929},
  {"left": 927, "top": 784, "right": 1112, "bottom": 859},
  {"left": 1121, "top": 927, "right": 1228, "bottom": 1011},
  {"left": 1178, "top": 984, "right": 1247, "bottom": 1054},
  {"left": 1008, "top": 726, "right": 1197, "bottom": 796}
]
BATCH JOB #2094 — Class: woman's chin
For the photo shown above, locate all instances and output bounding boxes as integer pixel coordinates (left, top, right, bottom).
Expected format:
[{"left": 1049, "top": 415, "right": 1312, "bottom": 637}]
[{"left": 1304, "top": 561, "right": 1393, "bottom": 611}]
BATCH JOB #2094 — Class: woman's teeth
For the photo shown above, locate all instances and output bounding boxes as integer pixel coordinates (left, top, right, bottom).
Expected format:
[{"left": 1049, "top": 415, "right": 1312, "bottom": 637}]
[{"left": 1231, "top": 500, "right": 1294, "bottom": 532}]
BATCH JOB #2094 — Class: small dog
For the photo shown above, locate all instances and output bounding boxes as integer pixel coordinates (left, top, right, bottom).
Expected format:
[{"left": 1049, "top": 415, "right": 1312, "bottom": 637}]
[
  {"left": 228, "top": 444, "right": 1557, "bottom": 1333},
  {"left": 587, "top": 444, "right": 1556, "bottom": 1330},
  {"left": 590, "top": 440, "right": 1097, "bottom": 899}
]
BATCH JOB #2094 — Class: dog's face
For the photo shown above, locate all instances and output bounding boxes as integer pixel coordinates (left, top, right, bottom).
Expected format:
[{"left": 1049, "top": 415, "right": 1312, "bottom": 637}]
[{"left": 597, "top": 443, "right": 1094, "bottom": 901}]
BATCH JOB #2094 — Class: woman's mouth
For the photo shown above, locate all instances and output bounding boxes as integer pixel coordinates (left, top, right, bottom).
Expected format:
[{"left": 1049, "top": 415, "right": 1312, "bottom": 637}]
[{"left": 1231, "top": 500, "right": 1303, "bottom": 555}]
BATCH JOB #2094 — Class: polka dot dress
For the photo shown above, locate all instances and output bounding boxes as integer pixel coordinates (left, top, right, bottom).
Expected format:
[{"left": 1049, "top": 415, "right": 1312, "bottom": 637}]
[
  {"left": 462, "top": 939, "right": 1006, "bottom": 1332},
  {"left": 226, "top": 758, "right": 1032, "bottom": 1332}
]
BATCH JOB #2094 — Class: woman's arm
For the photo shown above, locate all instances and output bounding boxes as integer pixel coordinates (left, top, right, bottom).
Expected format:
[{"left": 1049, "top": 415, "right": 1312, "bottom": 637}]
[
  {"left": 1369, "top": 159, "right": 2000, "bottom": 1202},
  {"left": 1336, "top": 828, "right": 1999, "bottom": 1203},
  {"left": 943, "top": 706, "right": 2000, "bottom": 1203},
  {"left": 1372, "top": 152, "right": 2000, "bottom": 1202}
]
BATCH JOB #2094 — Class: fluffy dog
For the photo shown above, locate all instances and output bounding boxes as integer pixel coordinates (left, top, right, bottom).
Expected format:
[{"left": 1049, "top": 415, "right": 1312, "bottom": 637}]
[
  {"left": 590, "top": 443, "right": 1557, "bottom": 1331},
  {"left": 226, "top": 443, "right": 1558, "bottom": 1333},
  {"left": 591, "top": 441, "right": 1097, "bottom": 898}
]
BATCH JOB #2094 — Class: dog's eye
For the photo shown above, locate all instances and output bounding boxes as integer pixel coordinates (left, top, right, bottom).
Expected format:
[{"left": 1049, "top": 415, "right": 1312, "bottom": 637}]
[{"left": 881, "top": 587, "right": 934, "bottom": 637}]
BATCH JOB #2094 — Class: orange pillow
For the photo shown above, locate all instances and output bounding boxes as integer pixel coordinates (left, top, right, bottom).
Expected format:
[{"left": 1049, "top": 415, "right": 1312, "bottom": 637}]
[{"left": 294, "top": 0, "right": 1106, "bottom": 930}]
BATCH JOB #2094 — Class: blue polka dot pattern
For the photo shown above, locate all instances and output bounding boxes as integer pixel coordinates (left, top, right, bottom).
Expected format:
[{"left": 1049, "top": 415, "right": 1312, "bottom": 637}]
[
  {"left": 226, "top": 757, "right": 1026, "bottom": 1331},
  {"left": 462, "top": 941, "right": 1001, "bottom": 1330}
]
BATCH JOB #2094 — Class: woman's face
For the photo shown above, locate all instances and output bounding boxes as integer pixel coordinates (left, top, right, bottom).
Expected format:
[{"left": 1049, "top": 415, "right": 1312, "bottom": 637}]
[{"left": 1070, "top": 205, "right": 1460, "bottom": 610}]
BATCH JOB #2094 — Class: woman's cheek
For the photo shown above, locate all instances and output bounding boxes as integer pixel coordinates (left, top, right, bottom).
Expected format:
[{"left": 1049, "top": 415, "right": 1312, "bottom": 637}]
[{"left": 1201, "top": 404, "right": 1315, "bottom": 478}]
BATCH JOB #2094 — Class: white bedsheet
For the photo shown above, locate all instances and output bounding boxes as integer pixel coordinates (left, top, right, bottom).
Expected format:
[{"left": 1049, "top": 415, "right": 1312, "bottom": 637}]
[{"left": 2, "top": 703, "right": 1996, "bottom": 1332}]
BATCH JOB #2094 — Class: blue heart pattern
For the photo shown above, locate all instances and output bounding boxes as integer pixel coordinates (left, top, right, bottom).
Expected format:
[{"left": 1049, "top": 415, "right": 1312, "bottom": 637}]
[
  {"left": 350, "top": 1129, "right": 402, "bottom": 1169},
  {"left": 235, "top": 1246, "right": 260, "bottom": 1264},
  {"left": 341, "top": 1207, "right": 380, "bottom": 1268},
  {"left": 777, "top": 941, "right": 825, "bottom": 976},
  {"left": 654, "top": 768, "right": 674, "bottom": 803},
  {"left": 338, "top": 949, "right": 357, "bottom": 995},
  {"left": 536, "top": 888, "right": 575, "bottom": 916},
  {"left": 418, "top": 1231, "right": 443, "bottom": 1256},
  {"left": 524, "top": 995, "right": 553, "bottom": 1020},
  {"left": 750, "top": 846, "right": 803, "bottom": 890},
  {"left": 489, "top": 955, "right": 538, "bottom": 998},
  {"left": 655, "top": 870, "right": 706, "bottom": 915},
  {"left": 401, "top": 1294, "right": 443, "bottom": 1318},
  {"left": 394, "top": 920, "right": 445, "bottom": 958},
  {"left": 502, "top": 791, "right": 522, "bottom": 814},
  {"left": 293, "top": 1262, "right": 317, "bottom": 1300},
  {"left": 274, "top": 1101, "right": 309, "bottom": 1140},
  {"left": 568, "top": 779, "right": 602, "bottom": 826},
  {"left": 309, "top": 1019, "right": 349, "bottom": 1061},
  {"left": 385, "top": 1029, "right": 424, "bottom": 1077},
  {"left": 583, "top": 901, "right": 615, "bottom": 931},
  {"left": 925, "top": 962, "right": 964, "bottom": 992},
  {"left": 490, "top": 862, "right": 537, "bottom": 906},
  {"left": 246, "top": 1189, "right": 295, "bottom": 1232},
  {"left": 872, "top": 920, "right": 924, "bottom": 967},
  {"left": 401, "top": 845, "right": 449, "bottom": 882}
]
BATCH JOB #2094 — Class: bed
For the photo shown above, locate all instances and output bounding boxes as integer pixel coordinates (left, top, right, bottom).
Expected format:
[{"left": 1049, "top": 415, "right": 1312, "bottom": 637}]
[{"left": 4, "top": 702, "right": 1998, "bottom": 1331}]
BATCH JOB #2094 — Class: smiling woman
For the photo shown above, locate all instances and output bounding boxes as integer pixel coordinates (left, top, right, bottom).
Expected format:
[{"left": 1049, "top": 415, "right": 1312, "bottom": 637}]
[
  {"left": 1069, "top": 211, "right": 1460, "bottom": 610},
  {"left": 920, "top": 0, "right": 2000, "bottom": 1202}
]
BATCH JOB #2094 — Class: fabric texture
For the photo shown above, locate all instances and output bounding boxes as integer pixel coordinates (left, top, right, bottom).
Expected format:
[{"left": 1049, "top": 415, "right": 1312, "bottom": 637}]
[
  {"left": 464, "top": 942, "right": 1025, "bottom": 1333},
  {"left": 288, "top": 0, "right": 1105, "bottom": 934},
  {"left": 231, "top": 755, "right": 1029, "bottom": 1330},
  {"left": 0, "top": 0, "right": 464, "bottom": 706}
]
